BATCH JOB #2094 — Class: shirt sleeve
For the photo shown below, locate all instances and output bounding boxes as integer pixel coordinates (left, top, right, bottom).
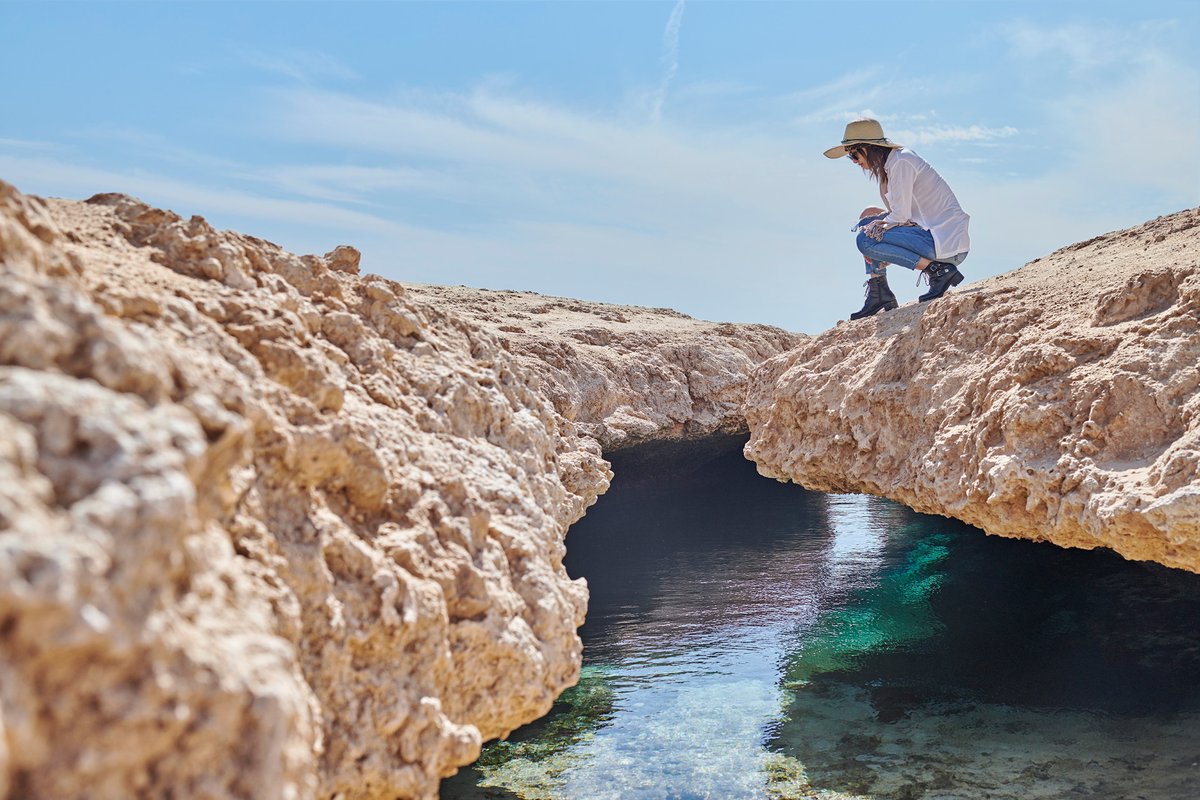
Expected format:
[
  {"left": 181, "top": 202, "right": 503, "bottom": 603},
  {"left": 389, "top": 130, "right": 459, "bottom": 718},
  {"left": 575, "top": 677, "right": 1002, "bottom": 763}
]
[{"left": 882, "top": 157, "right": 916, "bottom": 226}]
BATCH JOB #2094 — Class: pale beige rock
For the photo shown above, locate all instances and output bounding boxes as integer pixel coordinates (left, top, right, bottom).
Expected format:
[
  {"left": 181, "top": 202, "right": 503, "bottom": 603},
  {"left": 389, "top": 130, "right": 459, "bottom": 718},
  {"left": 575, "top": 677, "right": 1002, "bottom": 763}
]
[
  {"left": 0, "top": 181, "right": 612, "bottom": 799},
  {"left": 0, "top": 178, "right": 793, "bottom": 799},
  {"left": 407, "top": 284, "right": 804, "bottom": 451},
  {"left": 746, "top": 208, "right": 1200, "bottom": 572},
  {"left": 17, "top": 171, "right": 1193, "bottom": 799}
]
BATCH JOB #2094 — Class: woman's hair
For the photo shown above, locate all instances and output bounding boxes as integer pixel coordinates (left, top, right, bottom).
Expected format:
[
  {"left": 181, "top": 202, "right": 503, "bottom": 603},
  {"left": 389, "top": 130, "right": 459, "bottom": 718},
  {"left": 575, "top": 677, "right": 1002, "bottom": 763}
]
[{"left": 850, "top": 144, "right": 893, "bottom": 189}]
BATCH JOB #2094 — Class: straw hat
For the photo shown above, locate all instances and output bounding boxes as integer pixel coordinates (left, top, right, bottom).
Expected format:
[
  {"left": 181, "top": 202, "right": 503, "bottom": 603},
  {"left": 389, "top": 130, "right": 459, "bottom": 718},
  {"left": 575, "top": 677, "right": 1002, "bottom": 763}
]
[{"left": 823, "top": 118, "right": 904, "bottom": 159}]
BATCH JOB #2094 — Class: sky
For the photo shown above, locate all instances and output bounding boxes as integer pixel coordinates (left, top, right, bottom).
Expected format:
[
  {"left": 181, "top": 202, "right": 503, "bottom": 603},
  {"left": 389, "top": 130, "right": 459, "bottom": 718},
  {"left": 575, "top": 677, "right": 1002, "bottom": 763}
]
[{"left": 2, "top": 1, "right": 1198, "bottom": 333}]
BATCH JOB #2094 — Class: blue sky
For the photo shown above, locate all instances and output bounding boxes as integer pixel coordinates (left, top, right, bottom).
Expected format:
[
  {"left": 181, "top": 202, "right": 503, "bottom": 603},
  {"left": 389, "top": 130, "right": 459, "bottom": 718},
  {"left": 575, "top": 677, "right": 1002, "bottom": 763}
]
[{"left": 3, "top": 1, "right": 1198, "bottom": 333}]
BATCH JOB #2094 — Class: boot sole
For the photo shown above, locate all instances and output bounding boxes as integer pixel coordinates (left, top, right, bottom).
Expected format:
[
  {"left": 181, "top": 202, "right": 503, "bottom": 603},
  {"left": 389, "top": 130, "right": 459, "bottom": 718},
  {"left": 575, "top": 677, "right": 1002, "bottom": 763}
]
[
  {"left": 849, "top": 300, "right": 899, "bottom": 320},
  {"left": 919, "top": 271, "right": 965, "bottom": 302}
]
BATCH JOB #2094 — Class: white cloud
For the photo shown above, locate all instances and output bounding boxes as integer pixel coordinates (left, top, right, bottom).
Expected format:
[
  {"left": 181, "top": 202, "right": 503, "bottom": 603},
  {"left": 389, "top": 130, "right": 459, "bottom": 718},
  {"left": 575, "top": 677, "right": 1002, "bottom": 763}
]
[
  {"left": 999, "top": 18, "right": 1181, "bottom": 75},
  {"left": 67, "top": 126, "right": 245, "bottom": 174},
  {"left": 241, "top": 164, "right": 455, "bottom": 206},
  {"left": 1001, "top": 21, "right": 1124, "bottom": 72},
  {"left": 989, "top": 18, "right": 1199, "bottom": 204},
  {"left": 0, "top": 154, "right": 404, "bottom": 235},
  {"left": 673, "top": 79, "right": 754, "bottom": 102},
  {"left": 787, "top": 72, "right": 942, "bottom": 129},
  {"left": 259, "top": 85, "right": 817, "bottom": 221},
  {"left": 651, "top": 0, "right": 687, "bottom": 124},
  {"left": 0, "top": 137, "right": 58, "bottom": 151},
  {"left": 790, "top": 75, "right": 891, "bottom": 126},
  {"left": 892, "top": 125, "right": 1019, "bottom": 147},
  {"left": 240, "top": 46, "right": 359, "bottom": 82},
  {"left": 787, "top": 69, "right": 882, "bottom": 105},
  {"left": 1057, "top": 60, "right": 1200, "bottom": 201}
]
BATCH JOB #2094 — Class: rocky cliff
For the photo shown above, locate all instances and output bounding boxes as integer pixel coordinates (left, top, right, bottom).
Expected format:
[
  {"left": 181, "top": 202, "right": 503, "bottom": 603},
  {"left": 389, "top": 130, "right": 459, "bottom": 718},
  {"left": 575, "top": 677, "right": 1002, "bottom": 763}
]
[
  {"left": 746, "top": 208, "right": 1200, "bottom": 572},
  {"left": 406, "top": 284, "right": 803, "bottom": 452},
  {"left": 0, "top": 181, "right": 795, "bottom": 799},
  {"left": 6, "top": 172, "right": 1196, "bottom": 799}
]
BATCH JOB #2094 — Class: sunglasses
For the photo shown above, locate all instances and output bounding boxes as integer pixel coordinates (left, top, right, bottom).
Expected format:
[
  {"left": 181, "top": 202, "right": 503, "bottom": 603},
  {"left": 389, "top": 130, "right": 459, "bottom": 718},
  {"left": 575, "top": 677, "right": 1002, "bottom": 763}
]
[{"left": 847, "top": 149, "right": 863, "bottom": 162}]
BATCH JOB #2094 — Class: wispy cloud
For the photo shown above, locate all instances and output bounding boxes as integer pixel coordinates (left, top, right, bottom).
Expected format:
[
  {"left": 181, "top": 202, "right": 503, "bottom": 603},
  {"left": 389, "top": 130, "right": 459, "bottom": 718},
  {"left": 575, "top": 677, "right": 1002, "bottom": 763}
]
[
  {"left": 673, "top": 79, "right": 753, "bottom": 103},
  {"left": 892, "top": 124, "right": 1019, "bottom": 146},
  {"left": 998, "top": 18, "right": 1179, "bottom": 74},
  {"left": 289, "top": 96, "right": 865, "bottom": 270},
  {"left": 1059, "top": 60, "right": 1200, "bottom": 199},
  {"left": 787, "top": 69, "right": 882, "bottom": 105},
  {"left": 0, "top": 154, "right": 400, "bottom": 234},
  {"left": 1001, "top": 21, "right": 1121, "bottom": 71},
  {"left": 787, "top": 70, "right": 908, "bottom": 127},
  {"left": 67, "top": 125, "right": 246, "bottom": 174},
  {"left": 992, "top": 18, "right": 1199, "bottom": 201},
  {"left": 240, "top": 46, "right": 359, "bottom": 82},
  {"left": 651, "top": 0, "right": 686, "bottom": 124},
  {"left": 0, "top": 137, "right": 59, "bottom": 151},
  {"left": 242, "top": 164, "right": 455, "bottom": 206}
]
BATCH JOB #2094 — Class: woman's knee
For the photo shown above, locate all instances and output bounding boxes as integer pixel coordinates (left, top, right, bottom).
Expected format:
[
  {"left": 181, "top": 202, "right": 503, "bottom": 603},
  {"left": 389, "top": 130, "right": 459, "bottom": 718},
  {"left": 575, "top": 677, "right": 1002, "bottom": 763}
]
[
  {"left": 858, "top": 206, "right": 886, "bottom": 221},
  {"left": 855, "top": 230, "right": 874, "bottom": 254}
]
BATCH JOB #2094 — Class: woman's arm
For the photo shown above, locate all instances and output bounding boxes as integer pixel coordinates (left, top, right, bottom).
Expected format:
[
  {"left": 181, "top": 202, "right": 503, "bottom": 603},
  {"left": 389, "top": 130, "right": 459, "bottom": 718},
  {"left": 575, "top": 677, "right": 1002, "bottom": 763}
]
[{"left": 882, "top": 158, "right": 916, "bottom": 225}]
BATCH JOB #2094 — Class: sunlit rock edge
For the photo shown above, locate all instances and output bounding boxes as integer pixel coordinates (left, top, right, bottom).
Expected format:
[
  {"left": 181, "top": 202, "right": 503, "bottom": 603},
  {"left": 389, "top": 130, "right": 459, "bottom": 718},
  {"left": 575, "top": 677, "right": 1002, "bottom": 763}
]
[{"left": 745, "top": 206, "right": 1200, "bottom": 573}]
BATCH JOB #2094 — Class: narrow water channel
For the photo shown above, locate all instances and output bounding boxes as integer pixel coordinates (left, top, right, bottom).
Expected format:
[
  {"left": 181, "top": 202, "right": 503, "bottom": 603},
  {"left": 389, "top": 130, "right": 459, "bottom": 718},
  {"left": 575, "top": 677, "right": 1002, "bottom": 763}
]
[{"left": 442, "top": 448, "right": 1200, "bottom": 799}]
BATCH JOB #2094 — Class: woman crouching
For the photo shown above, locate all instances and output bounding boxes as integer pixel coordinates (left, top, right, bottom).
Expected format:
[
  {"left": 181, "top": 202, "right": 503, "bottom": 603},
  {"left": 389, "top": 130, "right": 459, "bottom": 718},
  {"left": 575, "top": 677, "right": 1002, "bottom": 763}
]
[{"left": 825, "top": 119, "right": 971, "bottom": 320}]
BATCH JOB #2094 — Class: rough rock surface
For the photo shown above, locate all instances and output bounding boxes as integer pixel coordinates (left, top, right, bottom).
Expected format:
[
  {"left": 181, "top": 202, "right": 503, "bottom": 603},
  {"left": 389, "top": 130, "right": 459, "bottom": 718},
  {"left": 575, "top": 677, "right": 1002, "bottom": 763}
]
[
  {"left": 0, "top": 181, "right": 614, "bottom": 799},
  {"left": 746, "top": 208, "right": 1200, "bottom": 572},
  {"left": 0, "top": 180, "right": 796, "bottom": 799},
  {"left": 407, "top": 284, "right": 803, "bottom": 452}
]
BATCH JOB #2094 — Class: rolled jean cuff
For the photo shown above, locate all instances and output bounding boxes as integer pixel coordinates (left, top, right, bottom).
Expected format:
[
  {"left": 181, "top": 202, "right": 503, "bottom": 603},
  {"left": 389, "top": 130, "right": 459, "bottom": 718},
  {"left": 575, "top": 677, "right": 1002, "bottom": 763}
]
[{"left": 852, "top": 212, "right": 887, "bottom": 230}]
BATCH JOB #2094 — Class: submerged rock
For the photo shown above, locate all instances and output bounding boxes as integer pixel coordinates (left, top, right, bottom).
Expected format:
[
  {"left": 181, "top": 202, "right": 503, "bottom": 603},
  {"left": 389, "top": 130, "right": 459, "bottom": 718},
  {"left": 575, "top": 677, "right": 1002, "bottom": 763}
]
[{"left": 745, "top": 208, "right": 1200, "bottom": 572}]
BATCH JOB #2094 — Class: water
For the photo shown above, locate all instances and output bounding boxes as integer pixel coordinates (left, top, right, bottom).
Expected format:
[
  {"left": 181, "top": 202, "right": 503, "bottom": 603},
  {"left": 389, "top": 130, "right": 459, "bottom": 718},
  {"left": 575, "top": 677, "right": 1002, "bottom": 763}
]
[{"left": 442, "top": 449, "right": 1200, "bottom": 799}]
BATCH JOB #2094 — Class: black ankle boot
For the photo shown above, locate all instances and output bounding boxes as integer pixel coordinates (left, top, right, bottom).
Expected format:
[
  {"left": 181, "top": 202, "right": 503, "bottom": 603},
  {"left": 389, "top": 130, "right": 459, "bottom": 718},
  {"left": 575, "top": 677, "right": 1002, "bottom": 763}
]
[
  {"left": 850, "top": 274, "right": 899, "bottom": 320},
  {"left": 918, "top": 262, "right": 965, "bottom": 302}
]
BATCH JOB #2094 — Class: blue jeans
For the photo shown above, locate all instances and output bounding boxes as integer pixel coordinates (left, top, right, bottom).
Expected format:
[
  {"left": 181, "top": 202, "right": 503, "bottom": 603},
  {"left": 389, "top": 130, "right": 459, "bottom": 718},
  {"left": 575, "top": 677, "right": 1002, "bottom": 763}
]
[{"left": 854, "top": 213, "right": 966, "bottom": 276}]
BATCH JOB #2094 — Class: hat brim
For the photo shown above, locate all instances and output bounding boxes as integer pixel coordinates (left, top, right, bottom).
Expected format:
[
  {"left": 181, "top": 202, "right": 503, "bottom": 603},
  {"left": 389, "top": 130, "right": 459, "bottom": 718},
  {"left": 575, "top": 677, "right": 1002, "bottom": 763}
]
[{"left": 823, "top": 139, "right": 903, "bottom": 159}]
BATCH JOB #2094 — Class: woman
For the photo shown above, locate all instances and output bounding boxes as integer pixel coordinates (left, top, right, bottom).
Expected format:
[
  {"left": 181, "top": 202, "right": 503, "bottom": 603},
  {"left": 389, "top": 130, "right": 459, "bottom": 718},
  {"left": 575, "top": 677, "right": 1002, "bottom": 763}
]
[{"left": 824, "top": 118, "right": 971, "bottom": 320}]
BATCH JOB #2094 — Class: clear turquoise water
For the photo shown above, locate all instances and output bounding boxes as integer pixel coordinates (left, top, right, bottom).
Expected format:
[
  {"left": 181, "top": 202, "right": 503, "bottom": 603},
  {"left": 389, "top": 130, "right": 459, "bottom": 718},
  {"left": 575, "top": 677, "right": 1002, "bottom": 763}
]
[{"left": 442, "top": 450, "right": 1200, "bottom": 799}]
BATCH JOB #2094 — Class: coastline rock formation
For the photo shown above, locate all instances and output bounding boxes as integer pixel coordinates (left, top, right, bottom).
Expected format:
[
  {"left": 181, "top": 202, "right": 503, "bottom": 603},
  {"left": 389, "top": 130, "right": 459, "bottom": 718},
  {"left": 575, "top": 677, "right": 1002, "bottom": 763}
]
[
  {"left": 0, "top": 181, "right": 613, "bottom": 799},
  {"left": 746, "top": 208, "right": 1200, "bottom": 572},
  {"left": 0, "top": 181, "right": 793, "bottom": 799},
  {"left": 407, "top": 284, "right": 803, "bottom": 452},
  {"left": 6, "top": 168, "right": 1197, "bottom": 799}
]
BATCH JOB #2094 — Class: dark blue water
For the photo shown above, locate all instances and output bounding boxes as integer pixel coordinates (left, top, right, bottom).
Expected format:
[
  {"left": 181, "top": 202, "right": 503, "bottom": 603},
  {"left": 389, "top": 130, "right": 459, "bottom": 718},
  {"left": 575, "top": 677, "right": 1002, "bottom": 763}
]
[{"left": 442, "top": 449, "right": 1200, "bottom": 799}]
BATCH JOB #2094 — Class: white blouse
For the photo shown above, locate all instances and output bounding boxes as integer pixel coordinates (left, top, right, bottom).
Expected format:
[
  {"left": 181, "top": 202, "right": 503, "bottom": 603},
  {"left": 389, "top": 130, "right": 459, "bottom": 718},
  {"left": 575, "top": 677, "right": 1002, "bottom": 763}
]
[{"left": 881, "top": 148, "right": 971, "bottom": 259}]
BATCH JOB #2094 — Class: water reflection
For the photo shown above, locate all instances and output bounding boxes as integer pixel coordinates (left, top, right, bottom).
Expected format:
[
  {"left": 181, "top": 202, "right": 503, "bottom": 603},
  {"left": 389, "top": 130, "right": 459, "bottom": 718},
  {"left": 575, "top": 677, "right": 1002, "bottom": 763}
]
[
  {"left": 442, "top": 449, "right": 1200, "bottom": 799},
  {"left": 774, "top": 511, "right": 1200, "bottom": 799}
]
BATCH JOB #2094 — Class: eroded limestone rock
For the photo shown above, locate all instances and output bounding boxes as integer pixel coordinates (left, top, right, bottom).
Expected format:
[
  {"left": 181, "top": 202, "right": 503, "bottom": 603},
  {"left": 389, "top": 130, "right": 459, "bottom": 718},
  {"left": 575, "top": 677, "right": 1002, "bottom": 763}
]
[
  {"left": 407, "top": 284, "right": 804, "bottom": 451},
  {"left": 0, "top": 181, "right": 611, "bottom": 799},
  {"left": 746, "top": 208, "right": 1200, "bottom": 572},
  {"left": 0, "top": 179, "right": 794, "bottom": 799}
]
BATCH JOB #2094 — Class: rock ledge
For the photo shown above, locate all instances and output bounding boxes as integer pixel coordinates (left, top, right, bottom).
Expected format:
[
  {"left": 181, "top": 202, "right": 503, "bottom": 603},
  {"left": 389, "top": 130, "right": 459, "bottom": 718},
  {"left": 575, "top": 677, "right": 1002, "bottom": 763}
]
[{"left": 746, "top": 208, "right": 1200, "bottom": 572}]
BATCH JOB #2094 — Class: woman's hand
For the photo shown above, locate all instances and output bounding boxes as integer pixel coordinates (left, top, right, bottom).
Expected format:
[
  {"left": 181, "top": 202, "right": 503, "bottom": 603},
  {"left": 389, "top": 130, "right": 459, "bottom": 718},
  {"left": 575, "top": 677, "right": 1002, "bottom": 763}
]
[{"left": 864, "top": 219, "right": 888, "bottom": 241}]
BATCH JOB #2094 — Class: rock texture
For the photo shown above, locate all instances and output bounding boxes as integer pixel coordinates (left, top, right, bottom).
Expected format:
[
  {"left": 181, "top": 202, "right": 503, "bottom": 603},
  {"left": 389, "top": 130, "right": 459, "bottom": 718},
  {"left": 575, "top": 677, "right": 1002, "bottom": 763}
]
[
  {"left": 407, "top": 284, "right": 803, "bottom": 452},
  {"left": 0, "top": 181, "right": 615, "bottom": 799},
  {"left": 746, "top": 208, "right": 1200, "bottom": 572},
  {"left": 0, "top": 181, "right": 795, "bottom": 799}
]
